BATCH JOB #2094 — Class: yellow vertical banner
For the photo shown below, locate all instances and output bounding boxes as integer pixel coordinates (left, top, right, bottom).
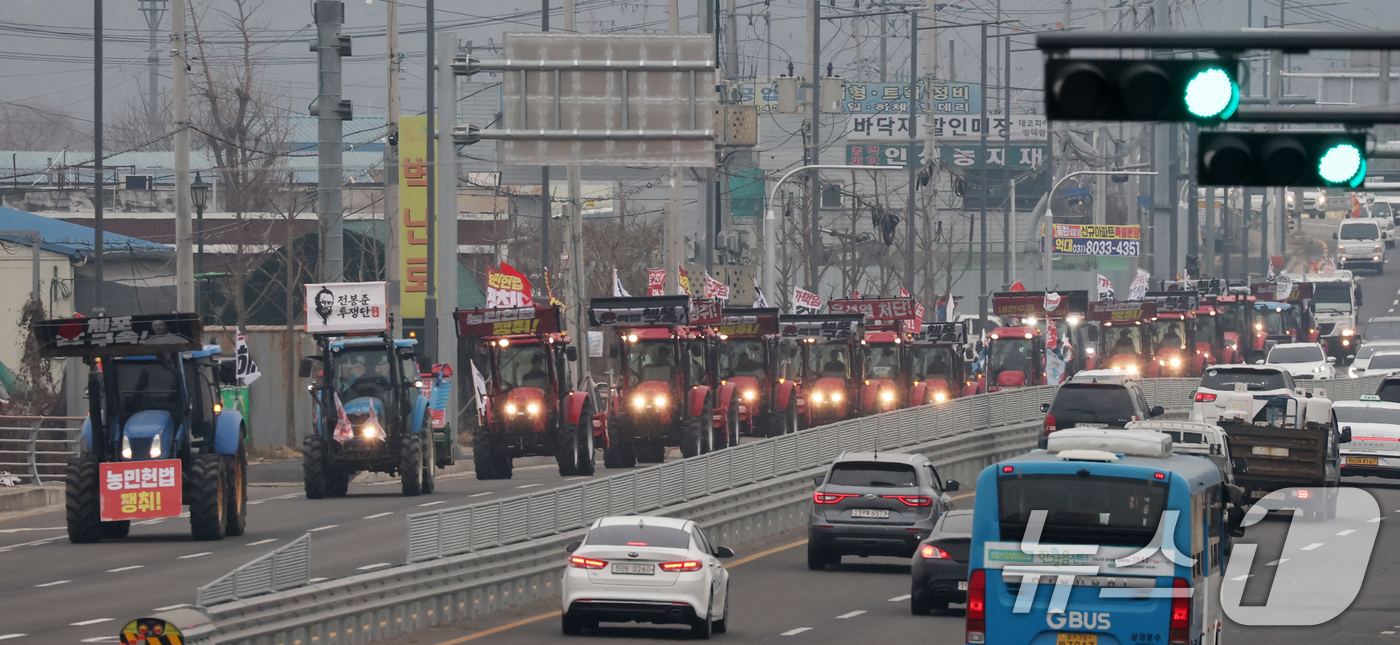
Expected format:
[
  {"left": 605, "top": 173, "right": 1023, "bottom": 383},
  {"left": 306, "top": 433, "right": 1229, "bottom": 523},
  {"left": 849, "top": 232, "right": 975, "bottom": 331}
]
[{"left": 398, "top": 116, "right": 437, "bottom": 318}]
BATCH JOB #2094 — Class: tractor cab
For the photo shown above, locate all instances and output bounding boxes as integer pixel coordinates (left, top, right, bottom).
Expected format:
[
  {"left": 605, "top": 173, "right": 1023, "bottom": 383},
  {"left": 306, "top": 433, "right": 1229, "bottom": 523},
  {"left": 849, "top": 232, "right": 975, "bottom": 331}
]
[
  {"left": 1248, "top": 282, "right": 1317, "bottom": 361},
  {"left": 908, "top": 321, "right": 976, "bottom": 404},
  {"left": 777, "top": 313, "right": 864, "bottom": 427},
  {"left": 985, "top": 327, "right": 1044, "bottom": 390},
  {"left": 1200, "top": 281, "right": 1255, "bottom": 364},
  {"left": 592, "top": 295, "right": 718, "bottom": 465},
  {"left": 1143, "top": 291, "right": 1203, "bottom": 377},
  {"left": 714, "top": 308, "right": 800, "bottom": 437},
  {"left": 828, "top": 297, "right": 927, "bottom": 415},
  {"left": 989, "top": 290, "right": 1088, "bottom": 386},
  {"left": 455, "top": 305, "right": 600, "bottom": 479},
  {"left": 1088, "top": 300, "right": 1159, "bottom": 376}
]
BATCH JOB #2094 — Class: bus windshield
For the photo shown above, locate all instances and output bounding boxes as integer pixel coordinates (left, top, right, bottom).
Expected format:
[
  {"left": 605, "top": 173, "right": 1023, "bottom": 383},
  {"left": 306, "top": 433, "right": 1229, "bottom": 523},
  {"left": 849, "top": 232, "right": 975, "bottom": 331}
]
[{"left": 997, "top": 474, "right": 1169, "bottom": 547}]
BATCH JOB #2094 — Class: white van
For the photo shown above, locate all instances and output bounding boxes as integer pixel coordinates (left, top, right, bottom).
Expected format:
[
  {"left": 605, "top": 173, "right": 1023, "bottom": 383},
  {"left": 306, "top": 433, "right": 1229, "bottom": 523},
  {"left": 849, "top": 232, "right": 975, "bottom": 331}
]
[{"left": 1336, "top": 219, "right": 1386, "bottom": 274}]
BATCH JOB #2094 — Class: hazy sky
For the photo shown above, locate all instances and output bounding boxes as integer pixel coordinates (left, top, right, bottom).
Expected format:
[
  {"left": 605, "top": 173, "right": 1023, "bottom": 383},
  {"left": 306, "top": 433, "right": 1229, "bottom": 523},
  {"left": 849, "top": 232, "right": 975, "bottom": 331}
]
[{"left": 1, "top": 0, "right": 1393, "bottom": 137}]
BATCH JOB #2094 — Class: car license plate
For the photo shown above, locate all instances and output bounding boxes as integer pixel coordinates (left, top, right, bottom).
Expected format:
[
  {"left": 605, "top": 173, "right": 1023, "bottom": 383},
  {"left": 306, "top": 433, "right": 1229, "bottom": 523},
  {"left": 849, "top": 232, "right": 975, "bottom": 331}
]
[
  {"left": 1056, "top": 634, "right": 1097, "bottom": 645},
  {"left": 957, "top": 581, "right": 968, "bottom": 591},
  {"left": 1347, "top": 456, "right": 1380, "bottom": 466},
  {"left": 850, "top": 508, "right": 891, "bottom": 519},
  {"left": 1075, "top": 423, "right": 1108, "bottom": 428},
  {"left": 611, "top": 563, "right": 655, "bottom": 575},
  {"left": 1252, "top": 446, "right": 1290, "bottom": 457}
]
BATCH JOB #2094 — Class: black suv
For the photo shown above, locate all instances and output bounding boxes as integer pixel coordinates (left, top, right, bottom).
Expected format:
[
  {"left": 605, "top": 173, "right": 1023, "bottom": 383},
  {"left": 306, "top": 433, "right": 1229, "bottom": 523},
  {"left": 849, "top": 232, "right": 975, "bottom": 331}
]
[
  {"left": 1038, "top": 382, "right": 1163, "bottom": 448},
  {"left": 1378, "top": 375, "right": 1400, "bottom": 403}
]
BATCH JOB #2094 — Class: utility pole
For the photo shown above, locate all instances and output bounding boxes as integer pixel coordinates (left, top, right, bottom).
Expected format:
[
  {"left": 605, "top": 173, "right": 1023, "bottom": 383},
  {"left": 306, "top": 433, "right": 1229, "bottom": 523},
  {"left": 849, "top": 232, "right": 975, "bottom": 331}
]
[
  {"left": 94, "top": 0, "right": 105, "bottom": 313},
  {"left": 1150, "top": 0, "right": 1172, "bottom": 279},
  {"left": 540, "top": 0, "right": 551, "bottom": 286},
  {"left": 1001, "top": 35, "right": 1011, "bottom": 289},
  {"left": 665, "top": 0, "right": 683, "bottom": 296},
  {"left": 139, "top": 0, "right": 166, "bottom": 131},
  {"left": 978, "top": 22, "right": 988, "bottom": 328},
  {"left": 385, "top": 0, "right": 402, "bottom": 324},
  {"left": 424, "top": 0, "right": 437, "bottom": 362},
  {"left": 313, "top": 0, "right": 350, "bottom": 282},
  {"left": 437, "top": 33, "right": 460, "bottom": 415},
  {"left": 879, "top": 13, "right": 887, "bottom": 82},
  {"left": 565, "top": 0, "right": 588, "bottom": 381},
  {"left": 924, "top": 0, "right": 938, "bottom": 303},
  {"left": 903, "top": 11, "right": 917, "bottom": 291},
  {"left": 808, "top": 0, "right": 822, "bottom": 290},
  {"left": 172, "top": 0, "right": 192, "bottom": 311}
]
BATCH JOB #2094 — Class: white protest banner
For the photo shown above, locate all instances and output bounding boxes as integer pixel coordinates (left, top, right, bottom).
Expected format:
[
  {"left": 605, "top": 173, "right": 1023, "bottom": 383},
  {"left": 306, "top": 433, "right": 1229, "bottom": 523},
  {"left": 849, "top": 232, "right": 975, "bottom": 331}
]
[{"left": 306, "top": 281, "right": 388, "bottom": 334}]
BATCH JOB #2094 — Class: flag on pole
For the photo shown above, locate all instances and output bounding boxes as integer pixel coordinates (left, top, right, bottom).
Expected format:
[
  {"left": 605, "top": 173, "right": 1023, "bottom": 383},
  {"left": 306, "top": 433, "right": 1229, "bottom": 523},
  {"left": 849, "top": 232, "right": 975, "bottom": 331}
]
[
  {"left": 1096, "top": 274, "right": 1115, "bottom": 302},
  {"left": 752, "top": 277, "right": 769, "bottom": 308},
  {"left": 470, "top": 360, "right": 489, "bottom": 418},
  {"left": 234, "top": 331, "right": 261, "bottom": 386},
  {"left": 1009, "top": 280, "right": 1027, "bottom": 292},
  {"left": 1129, "top": 269, "right": 1150, "bottom": 300},
  {"left": 899, "top": 286, "right": 910, "bottom": 297},
  {"left": 677, "top": 265, "right": 691, "bottom": 296},
  {"left": 1267, "top": 260, "right": 1276, "bottom": 279},
  {"left": 647, "top": 269, "right": 666, "bottom": 296},
  {"left": 792, "top": 287, "right": 823, "bottom": 314},
  {"left": 704, "top": 272, "right": 731, "bottom": 300},
  {"left": 851, "top": 289, "right": 862, "bottom": 298},
  {"left": 487, "top": 262, "right": 534, "bottom": 308},
  {"left": 612, "top": 268, "right": 631, "bottom": 297}
]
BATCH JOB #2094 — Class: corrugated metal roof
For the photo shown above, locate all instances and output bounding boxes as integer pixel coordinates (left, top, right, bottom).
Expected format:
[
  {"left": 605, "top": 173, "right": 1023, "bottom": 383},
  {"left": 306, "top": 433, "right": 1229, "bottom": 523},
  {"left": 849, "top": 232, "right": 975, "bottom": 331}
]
[
  {"left": 0, "top": 206, "right": 172, "bottom": 259},
  {"left": 283, "top": 116, "right": 387, "bottom": 153}
]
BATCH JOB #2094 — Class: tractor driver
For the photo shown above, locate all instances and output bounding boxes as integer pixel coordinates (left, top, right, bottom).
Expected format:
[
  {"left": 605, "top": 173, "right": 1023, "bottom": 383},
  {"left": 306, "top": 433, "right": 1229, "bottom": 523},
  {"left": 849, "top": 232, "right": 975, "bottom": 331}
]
[
  {"left": 334, "top": 356, "right": 366, "bottom": 395},
  {"left": 520, "top": 354, "right": 549, "bottom": 387},
  {"left": 868, "top": 347, "right": 898, "bottom": 378},
  {"left": 821, "top": 349, "right": 848, "bottom": 377},
  {"left": 638, "top": 344, "right": 677, "bottom": 382},
  {"left": 732, "top": 347, "right": 764, "bottom": 377},
  {"left": 1112, "top": 329, "right": 1137, "bottom": 355}
]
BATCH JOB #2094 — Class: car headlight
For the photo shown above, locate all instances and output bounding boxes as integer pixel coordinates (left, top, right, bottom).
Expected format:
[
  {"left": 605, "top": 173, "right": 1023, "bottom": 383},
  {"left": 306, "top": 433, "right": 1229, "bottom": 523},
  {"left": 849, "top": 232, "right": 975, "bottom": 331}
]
[
  {"left": 1339, "top": 245, "right": 1347, "bottom": 251},
  {"left": 831, "top": 392, "right": 843, "bottom": 402},
  {"left": 527, "top": 403, "right": 540, "bottom": 415},
  {"left": 1315, "top": 365, "right": 1324, "bottom": 373},
  {"left": 880, "top": 390, "right": 895, "bottom": 403},
  {"left": 506, "top": 403, "right": 517, "bottom": 414},
  {"left": 149, "top": 432, "right": 162, "bottom": 458},
  {"left": 654, "top": 396, "right": 666, "bottom": 407},
  {"left": 743, "top": 390, "right": 756, "bottom": 401},
  {"left": 812, "top": 392, "right": 824, "bottom": 403},
  {"left": 121, "top": 434, "right": 132, "bottom": 460},
  {"left": 632, "top": 396, "right": 645, "bottom": 409},
  {"left": 1375, "top": 244, "right": 1383, "bottom": 251},
  {"left": 1342, "top": 329, "right": 1355, "bottom": 336}
]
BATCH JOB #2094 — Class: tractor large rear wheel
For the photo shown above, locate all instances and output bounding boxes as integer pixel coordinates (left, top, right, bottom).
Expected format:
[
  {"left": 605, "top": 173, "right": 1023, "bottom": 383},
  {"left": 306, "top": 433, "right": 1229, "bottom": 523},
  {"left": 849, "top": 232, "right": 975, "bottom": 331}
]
[
  {"left": 64, "top": 455, "right": 102, "bottom": 544},
  {"left": 100, "top": 520, "right": 131, "bottom": 539},
  {"left": 224, "top": 440, "right": 248, "bottom": 537},
  {"left": 575, "top": 404, "right": 597, "bottom": 476},
  {"left": 400, "top": 433, "right": 424, "bottom": 497},
  {"left": 604, "top": 428, "right": 636, "bottom": 469},
  {"left": 189, "top": 453, "right": 227, "bottom": 541},
  {"left": 557, "top": 402, "right": 597, "bottom": 477},
  {"left": 680, "top": 403, "right": 705, "bottom": 459},
  {"left": 326, "top": 468, "right": 351, "bottom": 497},
  {"left": 302, "top": 435, "right": 329, "bottom": 499},
  {"left": 420, "top": 419, "right": 437, "bottom": 495},
  {"left": 473, "top": 424, "right": 498, "bottom": 480}
]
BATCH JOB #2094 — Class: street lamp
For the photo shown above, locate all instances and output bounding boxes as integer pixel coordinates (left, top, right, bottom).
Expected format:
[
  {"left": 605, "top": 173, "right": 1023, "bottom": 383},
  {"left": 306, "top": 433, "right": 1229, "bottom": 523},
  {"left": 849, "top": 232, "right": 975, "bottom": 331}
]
[
  {"left": 1042, "top": 170, "right": 1156, "bottom": 290},
  {"left": 191, "top": 171, "right": 208, "bottom": 273}
]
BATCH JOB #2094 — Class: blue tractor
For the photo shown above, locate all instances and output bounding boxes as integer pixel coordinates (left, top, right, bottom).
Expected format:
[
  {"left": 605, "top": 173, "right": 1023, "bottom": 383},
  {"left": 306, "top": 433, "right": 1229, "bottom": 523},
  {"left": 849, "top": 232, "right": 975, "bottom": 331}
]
[
  {"left": 299, "top": 333, "right": 447, "bottom": 497},
  {"left": 36, "top": 313, "right": 249, "bottom": 542}
]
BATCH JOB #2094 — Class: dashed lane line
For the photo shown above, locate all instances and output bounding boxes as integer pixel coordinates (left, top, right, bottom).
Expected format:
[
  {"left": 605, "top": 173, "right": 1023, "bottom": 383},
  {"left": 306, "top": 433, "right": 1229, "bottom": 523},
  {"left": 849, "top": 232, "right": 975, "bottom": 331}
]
[
  {"left": 0, "top": 526, "right": 63, "bottom": 534},
  {"left": 364, "top": 512, "right": 394, "bottom": 519},
  {"left": 1231, "top": 574, "right": 1254, "bottom": 581},
  {"left": 70, "top": 619, "right": 113, "bottom": 626},
  {"left": 782, "top": 628, "right": 813, "bottom": 636},
  {"left": 1301, "top": 543, "right": 1324, "bottom": 551},
  {"left": 308, "top": 524, "right": 339, "bottom": 532},
  {"left": 34, "top": 580, "right": 70, "bottom": 587},
  {"left": 247, "top": 538, "right": 278, "bottom": 546},
  {"left": 0, "top": 635, "right": 24, "bottom": 642},
  {"left": 516, "top": 484, "right": 543, "bottom": 489},
  {"left": 107, "top": 565, "right": 143, "bottom": 573},
  {"left": 1265, "top": 559, "right": 1289, "bottom": 566},
  {"left": 888, "top": 594, "right": 912, "bottom": 602},
  {"left": 418, "top": 501, "right": 446, "bottom": 507},
  {"left": 836, "top": 610, "right": 867, "bottom": 619},
  {"left": 468, "top": 492, "right": 494, "bottom": 497},
  {"left": 1338, "top": 529, "right": 1356, "bottom": 536},
  {"left": 153, "top": 604, "right": 189, "bottom": 612},
  {"left": 178, "top": 552, "right": 212, "bottom": 559}
]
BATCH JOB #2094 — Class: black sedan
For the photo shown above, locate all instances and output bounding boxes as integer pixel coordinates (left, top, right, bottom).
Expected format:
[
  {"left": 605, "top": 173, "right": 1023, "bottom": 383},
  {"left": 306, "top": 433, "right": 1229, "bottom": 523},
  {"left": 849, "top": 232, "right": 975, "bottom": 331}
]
[{"left": 910, "top": 509, "right": 973, "bottom": 614}]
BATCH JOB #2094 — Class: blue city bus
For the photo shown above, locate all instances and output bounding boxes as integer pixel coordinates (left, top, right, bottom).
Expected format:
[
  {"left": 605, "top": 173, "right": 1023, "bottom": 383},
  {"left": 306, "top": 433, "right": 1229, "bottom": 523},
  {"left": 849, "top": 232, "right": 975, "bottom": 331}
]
[{"left": 966, "top": 429, "right": 1241, "bottom": 645}]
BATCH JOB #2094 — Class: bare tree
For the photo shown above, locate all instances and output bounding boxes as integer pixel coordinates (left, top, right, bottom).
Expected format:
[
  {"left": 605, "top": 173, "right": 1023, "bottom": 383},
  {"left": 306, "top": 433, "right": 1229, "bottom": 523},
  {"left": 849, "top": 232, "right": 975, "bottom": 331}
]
[
  {"left": 106, "top": 99, "right": 173, "bottom": 153},
  {"left": 0, "top": 102, "right": 89, "bottom": 151},
  {"left": 10, "top": 299, "right": 62, "bottom": 416}
]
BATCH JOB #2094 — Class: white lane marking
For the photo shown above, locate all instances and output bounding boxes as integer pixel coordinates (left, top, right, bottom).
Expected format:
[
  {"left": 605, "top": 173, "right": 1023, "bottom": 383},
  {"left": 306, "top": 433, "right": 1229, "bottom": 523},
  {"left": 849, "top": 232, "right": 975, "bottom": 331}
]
[
  {"left": 364, "top": 512, "right": 394, "bottom": 519},
  {"left": 153, "top": 603, "right": 190, "bottom": 612},
  {"left": 836, "top": 610, "right": 866, "bottom": 619},
  {"left": 178, "top": 552, "right": 212, "bottom": 559},
  {"left": 887, "top": 594, "right": 911, "bottom": 602},
  {"left": 418, "top": 501, "right": 446, "bottom": 507},
  {"left": 133, "top": 519, "right": 164, "bottom": 525},
  {"left": 357, "top": 562, "right": 391, "bottom": 571},
  {"left": 80, "top": 637, "right": 119, "bottom": 643},
  {"left": 107, "top": 565, "right": 144, "bottom": 573},
  {"left": 1231, "top": 574, "right": 1254, "bottom": 581},
  {"left": 269, "top": 493, "right": 303, "bottom": 500},
  {"left": 1370, "top": 517, "right": 1384, "bottom": 523},
  {"left": 247, "top": 500, "right": 266, "bottom": 505},
  {"left": 247, "top": 538, "right": 278, "bottom": 546},
  {"left": 0, "top": 526, "right": 64, "bottom": 534},
  {"left": 1265, "top": 559, "right": 1289, "bottom": 566},
  {"left": 308, "top": 524, "right": 338, "bottom": 532},
  {"left": 0, "top": 635, "right": 25, "bottom": 641},
  {"left": 1392, "top": 300, "right": 1397, "bottom": 306},
  {"left": 0, "top": 536, "right": 62, "bottom": 551},
  {"left": 1337, "top": 529, "right": 1356, "bottom": 536},
  {"left": 34, "top": 580, "right": 70, "bottom": 587},
  {"left": 1383, "top": 631, "right": 1396, "bottom": 635},
  {"left": 517, "top": 484, "right": 543, "bottom": 489},
  {"left": 309, "top": 577, "right": 328, "bottom": 583},
  {"left": 70, "top": 618, "right": 113, "bottom": 626},
  {"left": 565, "top": 477, "right": 588, "bottom": 481},
  {"left": 781, "top": 627, "right": 813, "bottom": 636},
  {"left": 469, "top": 491, "right": 495, "bottom": 497},
  {"left": 1301, "top": 543, "right": 1324, "bottom": 551}
]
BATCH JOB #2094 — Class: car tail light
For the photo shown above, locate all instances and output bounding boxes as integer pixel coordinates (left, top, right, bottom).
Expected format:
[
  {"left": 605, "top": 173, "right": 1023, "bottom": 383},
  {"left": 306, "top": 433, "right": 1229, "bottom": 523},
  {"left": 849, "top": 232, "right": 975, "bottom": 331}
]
[
  {"left": 569, "top": 556, "right": 608, "bottom": 570},
  {"left": 1043, "top": 413, "right": 1057, "bottom": 436},
  {"left": 966, "top": 569, "right": 986, "bottom": 644},
  {"left": 659, "top": 560, "right": 703, "bottom": 572},
  {"left": 1294, "top": 489, "right": 1311, "bottom": 499},
  {"left": 1169, "top": 577, "right": 1190, "bottom": 644},
  {"left": 884, "top": 495, "right": 933, "bottom": 507},
  {"left": 814, "top": 492, "right": 857, "bottom": 504},
  {"left": 920, "top": 544, "right": 951, "bottom": 559},
  {"left": 1195, "top": 392, "right": 1217, "bottom": 403}
]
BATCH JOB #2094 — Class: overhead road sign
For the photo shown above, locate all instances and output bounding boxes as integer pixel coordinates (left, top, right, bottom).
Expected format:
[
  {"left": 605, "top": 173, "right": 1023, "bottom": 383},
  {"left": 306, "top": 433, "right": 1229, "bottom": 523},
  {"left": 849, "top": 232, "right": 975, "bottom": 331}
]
[{"left": 1036, "top": 31, "right": 1400, "bottom": 54}]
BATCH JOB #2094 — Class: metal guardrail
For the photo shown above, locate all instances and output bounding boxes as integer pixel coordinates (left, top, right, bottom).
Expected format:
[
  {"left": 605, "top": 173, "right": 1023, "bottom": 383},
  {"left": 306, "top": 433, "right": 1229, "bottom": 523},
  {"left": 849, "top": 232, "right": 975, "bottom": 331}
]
[
  {"left": 0, "top": 416, "right": 83, "bottom": 485},
  {"left": 197, "top": 533, "right": 312, "bottom": 608}
]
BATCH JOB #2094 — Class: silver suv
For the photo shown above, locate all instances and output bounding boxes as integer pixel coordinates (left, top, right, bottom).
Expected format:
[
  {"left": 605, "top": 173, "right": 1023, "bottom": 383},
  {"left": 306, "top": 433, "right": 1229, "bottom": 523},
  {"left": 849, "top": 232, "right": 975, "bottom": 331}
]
[{"left": 807, "top": 452, "right": 957, "bottom": 570}]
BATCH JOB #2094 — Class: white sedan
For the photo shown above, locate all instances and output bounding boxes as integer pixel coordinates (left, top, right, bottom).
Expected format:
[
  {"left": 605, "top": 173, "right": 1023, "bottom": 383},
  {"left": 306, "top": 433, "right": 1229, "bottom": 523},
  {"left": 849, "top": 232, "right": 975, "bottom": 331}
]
[
  {"left": 561, "top": 515, "right": 733, "bottom": 638},
  {"left": 1262, "top": 342, "right": 1336, "bottom": 380},
  {"left": 1352, "top": 349, "right": 1400, "bottom": 378},
  {"left": 1337, "top": 397, "right": 1400, "bottom": 479}
]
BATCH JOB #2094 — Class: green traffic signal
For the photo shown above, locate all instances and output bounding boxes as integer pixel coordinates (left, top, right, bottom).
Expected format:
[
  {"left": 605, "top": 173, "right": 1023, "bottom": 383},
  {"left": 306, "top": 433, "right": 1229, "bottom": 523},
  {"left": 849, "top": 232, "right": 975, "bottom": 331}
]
[
  {"left": 1183, "top": 67, "right": 1240, "bottom": 120},
  {"left": 1317, "top": 142, "right": 1366, "bottom": 187}
]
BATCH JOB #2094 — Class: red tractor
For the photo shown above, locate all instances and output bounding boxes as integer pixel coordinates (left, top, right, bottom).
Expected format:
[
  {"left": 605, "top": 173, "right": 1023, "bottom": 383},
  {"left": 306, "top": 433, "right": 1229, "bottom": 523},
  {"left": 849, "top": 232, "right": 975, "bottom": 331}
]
[
  {"left": 1197, "top": 280, "right": 1254, "bottom": 365},
  {"left": 1089, "top": 300, "right": 1159, "bottom": 376},
  {"left": 1143, "top": 291, "right": 1206, "bottom": 378},
  {"left": 590, "top": 296, "right": 722, "bottom": 466},
  {"left": 456, "top": 305, "right": 604, "bottom": 479},
  {"left": 777, "top": 313, "right": 864, "bottom": 427},
  {"left": 907, "top": 321, "right": 980, "bottom": 405},
  {"left": 713, "top": 308, "right": 802, "bottom": 438},
  {"left": 828, "top": 298, "right": 927, "bottom": 416}
]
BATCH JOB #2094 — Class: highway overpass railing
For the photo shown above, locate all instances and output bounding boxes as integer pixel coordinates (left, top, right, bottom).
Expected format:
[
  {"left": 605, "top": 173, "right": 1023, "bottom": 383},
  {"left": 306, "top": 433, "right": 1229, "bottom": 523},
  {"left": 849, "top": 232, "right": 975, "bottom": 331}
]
[
  {"left": 196, "top": 533, "right": 312, "bottom": 608},
  {"left": 0, "top": 416, "right": 83, "bottom": 485}
]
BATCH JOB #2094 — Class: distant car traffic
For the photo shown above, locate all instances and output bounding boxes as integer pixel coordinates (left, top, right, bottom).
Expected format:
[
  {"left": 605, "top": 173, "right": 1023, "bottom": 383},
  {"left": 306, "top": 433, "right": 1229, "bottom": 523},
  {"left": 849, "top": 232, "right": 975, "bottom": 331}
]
[
  {"left": 561, "top": 515, "right": 733, "bottom": 638},
  {"left": 1039, "top": 380, "right": 1163, "bottom": 448},
  {"left": 1336, "top": 219, "right": 1386, "bottom": 274},
  {"left": 1363, "top": 316, "right": 1400, "bottom": 344},
  {"left": 1128, "top": 420, "right": 1240, "bottom": 488},
  {"left": 1347, "top": 344, "right": 1399, "bottom": 377},
  {"left": 1353, "top": 350, "right": 1400, "bottom": 378},
  {"left": 1190, "top": 365, "right": 1297, "bottom": 424},
  {"left": 1261, "top": 342, "right": 1336, "bottom": 380},
  {"left": 808, "top": 452, "right": 958, "bottom": 570},
  {"left": 1336, "top": 397, "right": 1400, "bottom": 479},
  {"left": 910, "top": 509, "right": 973, "bottom": 615}
]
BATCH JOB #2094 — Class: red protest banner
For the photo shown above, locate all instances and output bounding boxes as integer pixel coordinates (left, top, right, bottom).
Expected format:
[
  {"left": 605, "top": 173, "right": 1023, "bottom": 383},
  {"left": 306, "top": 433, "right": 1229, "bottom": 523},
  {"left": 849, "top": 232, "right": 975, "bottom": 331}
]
[{"left": 99, "top": 460, "right": 183, "bottom": 521}]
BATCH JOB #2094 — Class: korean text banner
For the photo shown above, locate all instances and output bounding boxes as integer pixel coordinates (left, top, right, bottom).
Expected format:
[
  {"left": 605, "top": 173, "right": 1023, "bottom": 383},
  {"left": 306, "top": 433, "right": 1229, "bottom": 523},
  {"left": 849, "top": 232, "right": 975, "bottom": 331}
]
[
  {"left": 305, "top": 281, "right": 389, "bottom": 334},
  {"left": 1052, "top": 224, "right": 1142, "bottom": 257},
  {"left": 847, "top": 143, "right": 1049, "bottom": 169},
  {"left": 36, "top": 313, "right": 203, "bottom": 358},
  {"left": 398, "top": 115, "right": 439, "bottom": 319},
  {"left": 842, "top": 81, "right": 981, "bottom": 114},
  {"left": 100, "top": 460, "right": 182, "bottom": 521}
]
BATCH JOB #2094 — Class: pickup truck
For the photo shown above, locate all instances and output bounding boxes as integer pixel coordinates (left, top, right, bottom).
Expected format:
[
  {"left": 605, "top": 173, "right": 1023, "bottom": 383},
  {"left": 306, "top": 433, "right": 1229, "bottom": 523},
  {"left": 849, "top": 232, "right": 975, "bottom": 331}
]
[{"left": 1215, "top": 389, "right": 1345, "bottom": 520}]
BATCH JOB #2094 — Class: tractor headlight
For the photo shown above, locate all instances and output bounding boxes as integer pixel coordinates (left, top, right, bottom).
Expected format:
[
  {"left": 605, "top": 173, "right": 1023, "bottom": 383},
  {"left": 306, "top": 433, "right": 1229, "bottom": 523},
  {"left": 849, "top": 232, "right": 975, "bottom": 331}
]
[
  {"left": 743, "top": 390, "right": 756, "bottom": 401},
  {"left": 121, "top": 435, "right": 132, "bottom": 460},
  {"left": 812, "top": 392, "right": 824, "bottom": 403},
  {"left": 1255, "top": 323, "right": 1263, "bottom": 331},
  {"left": 527, "top": 403, "right": 540, "bottom": 415},
  {"left": 653, "top": 396, "right": 667, "bottom": 407},
  {"left": 149, "top": 433, "right": 162, "bottom": 458},
  {"left": 632, "top": 396, "right": 646, "bottom": 409},
  {"left": 831, "top": 392, "right": 843, "bottom": 402},
  {"left": 933, "top": 392, "right": 947, "bottom": 403},
  {"left": 880, "top": 390, "right": 895, "bottom": 403},
  {"left": 506, "top": 403, "right": 518, "bottom": 415},
  {"left": 1170, "top": 358, "right": 1181, "bottom": 367},
  {"left": 1128, "top": 365, "right": 1139, "bottom": 374}
]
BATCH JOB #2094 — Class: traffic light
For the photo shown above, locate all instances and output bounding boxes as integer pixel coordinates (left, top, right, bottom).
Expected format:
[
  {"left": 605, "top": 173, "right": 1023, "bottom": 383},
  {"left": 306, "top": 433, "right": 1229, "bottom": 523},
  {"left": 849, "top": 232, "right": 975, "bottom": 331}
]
[
  {"left": 1196, "top": 131, "right": 1368, "bottom": 188},
  {"left": 1045, "top": 59, "right": 1240, "bottom": 122}
]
